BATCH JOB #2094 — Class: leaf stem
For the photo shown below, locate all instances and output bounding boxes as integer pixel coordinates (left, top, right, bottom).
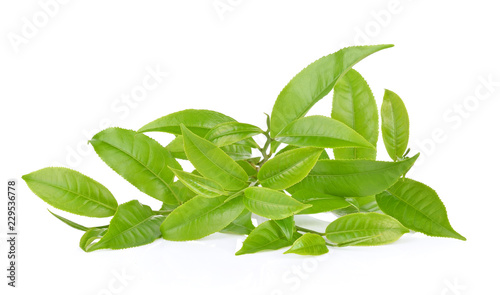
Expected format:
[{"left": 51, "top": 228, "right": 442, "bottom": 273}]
[{"left": 296, "top": 226, "right": 325, "bottom": 236}]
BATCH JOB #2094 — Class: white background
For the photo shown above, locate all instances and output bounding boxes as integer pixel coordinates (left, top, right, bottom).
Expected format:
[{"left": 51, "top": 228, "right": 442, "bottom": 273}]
[{"left": 1, "top": 1, "right": 499, "bottom": 294}]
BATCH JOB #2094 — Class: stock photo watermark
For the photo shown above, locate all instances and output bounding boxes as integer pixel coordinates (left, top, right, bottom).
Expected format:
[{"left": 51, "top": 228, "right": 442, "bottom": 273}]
[
  {"left": 413, "top": 74, "right": 498, "bottom": 166},
  {"left": 338, "top": 0, "right": 415, "bottom": 48},
  {"left": 213, "top": 0, "right": 244, "bottom": 21},
  {"left": 96, "top": 268, "right": 135, "bottom": 295},
  {"left": 440, "top": 278, "right": 466, "bottom": 295},
  {"left": 51, "top": 64, "right": 168, "bottom": 168},
  {"left": 7, "top": 0, "right": 70, "bottom": 54}
]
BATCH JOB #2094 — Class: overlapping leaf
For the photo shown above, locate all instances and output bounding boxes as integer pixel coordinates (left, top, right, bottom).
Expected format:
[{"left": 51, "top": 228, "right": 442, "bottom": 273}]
[
  {"left": 236, "top": 220, "right": 300, "bottom": 255},
  {"left": 275, "top": 116, "right": 375, "bottom": 149},
  {"left": 205, "top": 122, "right": 262, "bottom": 147},
  {"left": 376, "top": 179, "right": 465, "bottom": 240},
  {"left": 138, "top": 109, "right": 235, "bottom": 136},
  {"left": 90, "top": 128, "right": 182, "bottom": 205},
  {"left": 270, "top": 44, "right": 393, "bottom": 137},
  {"left": 243, "top": 187, "right": 311, "bottom": 219},
  {"left": 161, "top": 195, "right": 245, "bottom": 241},
  {"left": 258, "top": 147, "right": 323, "bottom": 190},
  {"left": 284, "top": 233, "right": 329, "bottom": 255},
  {"left": 181, "top": 125, "right": 248, "bottom": 191},
  {"left": 289, "top": 154, "right": 419, "bottom": 197},
  {"left": 291, "top": 190, "right": 351, "bottom": 214},
  {"left": 332, "top": 69, "right": 378, "bottom": 160},
  {"left": 169, "top": 167, "right": 227, "bottom": 198}
]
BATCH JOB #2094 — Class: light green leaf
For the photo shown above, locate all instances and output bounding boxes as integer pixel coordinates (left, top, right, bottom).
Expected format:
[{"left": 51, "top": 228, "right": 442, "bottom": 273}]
[
  {"left": 22, "top": 167, "right": 117, "bottom": 217},
  {"left": 276, "top": 145, "right": 329, "bottom": 160},
  {"left": 376, "top": 178, "right": 466, "bottom": 241},
  {"left": 381, "top": 89, "right": 410, "bottom": 161},
  {"left": 48, "top": 210, "right": 90, "bottom": 231},
  {"left": 236, "top": 220, "right": 300, "bottom": 255},
  {"left": 161, "top": 195, "right": 245, "bottom": 241},
  {"left": 325, "top": 212, "right": 409, "bottom": 246},
  {"left": 291, "top": 190, "right": 351, "bottom": 214},
  {"left": 138, "top": 109, "right": 235, "bottom": 136},
  {"left": 289, "top": 154, "right": 419, "bottom": 198},
  {"left": 274, "top": 216, "right": 295, "bottom": 240},
  {"left": 332, "top": 69, "right": 378, "bottom": 160},
  {"left": 284, "top": 233, "right": 329, "bottom": 255},
  {"left": 90, "top": 128, "right": 182, "bottom": 205},
  {"left": 80, "top": 228, "right": 108, "bottom": 252},
  {"left": 270, "top": 44, "right": 393, "bottom": 137},
  {"left": 243, "top": 187, "right": 311, "bottom": 219},
  {"left": 205, "top": 122, "right": 263, "bottom": 147},
  {"left": 275, "top": 116, "right": 375, "bottom": 149},
  {"left": 166, "top": 136, "right": 187, "bottom": 160},
  {"left": 221, "top": 209, "right": 255, "bottom": 235},
  {"left": 332, "top": 195, "right": 382, "bottom": 216},
  {"left": 221, "top": 144, "right": 253, "bottom": 161},
  {"left": 236, "top": 160, "right": 258, "bottom": 178},
  {"left": 169, "top": 167, "right": 227, "bottom": 198},
  {"left": 181, "top": 124, "right": 248, "bottom": 191},
  {"left": 87, "top": 200, "right": 165, "bottom": 252},
  {"left": 258, "top": 147, "right": 323, "bottom": 190}
]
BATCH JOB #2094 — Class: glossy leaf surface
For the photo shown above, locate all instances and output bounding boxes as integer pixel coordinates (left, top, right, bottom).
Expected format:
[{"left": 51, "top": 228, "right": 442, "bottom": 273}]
[
  {"left": 284, "top": 233, "right": 329, "bottom": 255},
  {"left": 381, "top": 90, "right": 410, "bottom": 161},
  {"left": 243, "top": 187, "right": 311, "bottom": 219}
]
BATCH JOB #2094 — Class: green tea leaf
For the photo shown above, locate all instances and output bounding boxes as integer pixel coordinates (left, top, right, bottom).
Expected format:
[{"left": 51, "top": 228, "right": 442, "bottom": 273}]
[
  {"left": 181, "top": 124, "right": 248, "bottom": 191},
  {"left": 276, "top": 145, "right": 329, "bottom": 160},
  {"left": 332, "top": 69, "right": 378, "bottom": 160},
  {"left": 381, "top": 89, "right": 410, "bottom": 161},
  {"left": 90, "top": 128, "right": 182, "bottom": 205},
  {"left": 236, "top": 220, "right": 299, "bottom": 255},
  {"left": 284, "top": 233, "right": 329, "bottom": 255},
  {"left": 87, "top": 200, "right": 165, "bottom": 252},
  {"left": 221, "top": 144, "right": 253, "bottom": 161},
  {"left": 80, "top": 228, "right": 107, "bottom": 252},
  {"left": 270, "top": 44, "right": 393, "bottom": 137},
  {"left": 325, "top": 212, "right": 408, "bottom": 246},
  {"left": 22, "top": 167, "right": 117, "bottom": 217},
  {"left": 236, "top": 160, "right": 258, "bottom": 178},
  {"left": 332, "top": 195, "right": 381, "bottom": 216},
  {"left": 161, "top": 195, "right": 245, "bottom": 241},
  {"left": 258, "top": 147, "right": 323, "bottom": 190},
  {"left": 48, "top": 210, "right": 90, "bottom": 231},
  {"left": 205, "top": 122, "right": 263, "bottom": 147},
  {"left": 274, "top": 216, "right": 295, "bottom": 240},
  {"left": 376, "top": 179, "right": 466, "bottom": 241},
  {"left": 291, "top": 190, "right": 351, "bottom": 214},
  {"left": 166, "top": 136, "right": 187, "bottom": 160},
  {"left": 289, "top": 154, "right": 419, "bottom": 198},
  {"left": 169, "top": 167, "right": 227, "bottom": 198},
  {"left": 138, "top": 109, "right": 235, "bottom": 136},
  {"left": 221, "top": 209, "right": 255, "bottom": 235},
  {"left": 275, "top": 116, "right": 375, "bottom": 149},
  {"left": 243, "top": 187, "right": 311, "bottom": 219}
]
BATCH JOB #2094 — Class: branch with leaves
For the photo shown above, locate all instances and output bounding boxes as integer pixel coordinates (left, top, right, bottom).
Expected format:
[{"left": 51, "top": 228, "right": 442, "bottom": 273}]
[{"left": 23, "top": 44, "right": 465, "bottom": 256}]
